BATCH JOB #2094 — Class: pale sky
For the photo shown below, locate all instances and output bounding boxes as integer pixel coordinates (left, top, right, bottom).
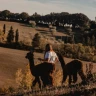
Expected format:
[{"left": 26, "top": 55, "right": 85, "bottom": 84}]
[{"left": 0, "top": 0, "right": 96, "bottom": 20}]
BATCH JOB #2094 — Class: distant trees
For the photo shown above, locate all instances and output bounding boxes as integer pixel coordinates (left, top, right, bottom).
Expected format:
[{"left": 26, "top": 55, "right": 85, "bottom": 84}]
[
  {"left": 15, "top": 29, "right": 19, "bottom": 43},
  {"left": 91, "top": 35, "right": 96, "bottom": 46},
  {"left": 3, "top": 24, "right": 6, "bottom": 34},
  {"left": 7, "top": 26, "right": 14, "bottom": 43},
  {"left": 65, "top": 27, "right": 72, "bottom": 35},
  {"left": 0, "top": 10, "right": 10, "bottom": 19},
  {"left": 7, "top": 27, "right": 20, "bottom": 43},
  {"left": 82, "top": 35, "right": 96, "bottom": 46},
  {"left": 0, "top": 10, "right": 91, "bottom": 29},
  {"left": 90, "top": 21, "right": 96, "bottom": 29},
  {"left": 20, "top": 12, "right": 29, "bottom": 21},
  {"left": 32, "top": 33, "right": 41, "bottom": 48}
]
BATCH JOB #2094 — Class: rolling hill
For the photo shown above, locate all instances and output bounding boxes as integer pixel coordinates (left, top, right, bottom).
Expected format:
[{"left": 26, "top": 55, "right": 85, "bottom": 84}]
[{"left": 0, "top": 47, "right": 96, "bottom": 88}]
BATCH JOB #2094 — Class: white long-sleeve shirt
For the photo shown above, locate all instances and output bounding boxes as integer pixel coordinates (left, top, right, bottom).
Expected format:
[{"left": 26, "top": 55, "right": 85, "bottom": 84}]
[{"left": 44, "top": 51, "right": 58, "bottom": 63}]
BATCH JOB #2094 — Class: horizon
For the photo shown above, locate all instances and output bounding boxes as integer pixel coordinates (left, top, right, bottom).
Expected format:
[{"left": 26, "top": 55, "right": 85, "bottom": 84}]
[{"left": 0, "top": 0, "right": 96, "bottom": 20}]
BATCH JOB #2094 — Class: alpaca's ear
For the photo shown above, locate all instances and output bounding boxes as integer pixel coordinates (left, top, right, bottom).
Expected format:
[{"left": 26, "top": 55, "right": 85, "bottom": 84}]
[
  {"left": 25, "top": 53, "right": 28, "bottom": 58},
  {"left": 25, "top": 55, "right": 27, "bottom": 58}
]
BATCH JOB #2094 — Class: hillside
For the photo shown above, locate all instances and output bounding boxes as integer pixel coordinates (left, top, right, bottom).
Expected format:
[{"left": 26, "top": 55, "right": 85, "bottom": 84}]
[
  {"left": 0, "top": 47, "right": 96, "bottom": 88},
  {"left": 0, "top": 47, "right": 28, "bottom": 87},
  {"left": 0, "top": 21, "right": 67, "bottom": 45}
]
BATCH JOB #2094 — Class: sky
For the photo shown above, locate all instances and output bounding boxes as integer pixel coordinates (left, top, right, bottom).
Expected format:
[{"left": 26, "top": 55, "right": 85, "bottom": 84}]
[{"left": 0, "top": 0, "right": 96, "bottom": 20}]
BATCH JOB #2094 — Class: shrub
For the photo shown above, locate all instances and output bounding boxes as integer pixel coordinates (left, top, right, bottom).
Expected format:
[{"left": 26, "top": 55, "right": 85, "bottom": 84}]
[
  {"left": 39, "top": 38, "right": 47, "bottom": 51},
  {"left": 92, "top": 56, "right": 96, "bottom": 62},
  {"left": 49, "top": 26, "right": 57, "bottom": 36},
  {"left": 29, "top": 20, "right": 36, "bottom": 27},
  {"left": 32, "top": 33, "right": 41, "bottom": 48},
  {"left": 81, "top": 53, "right": 93, "bottom": 61},
  {"left": 15, "top": 64, "right": 33, "bottom": 90},
  {"left": 15, "top": 68, "right": 24, "bottom": 88},
  {"left": 85, "top": 46, "right": 92, "bottom": 53}
]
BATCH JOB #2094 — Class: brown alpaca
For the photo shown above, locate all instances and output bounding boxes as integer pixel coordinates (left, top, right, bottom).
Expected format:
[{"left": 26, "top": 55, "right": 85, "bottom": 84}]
[
  {"left": 25, "top": 51, "right": 54, "bottom": 89},
  {"left": 57, "top": 53, "right": 86, "bottom": 85}
]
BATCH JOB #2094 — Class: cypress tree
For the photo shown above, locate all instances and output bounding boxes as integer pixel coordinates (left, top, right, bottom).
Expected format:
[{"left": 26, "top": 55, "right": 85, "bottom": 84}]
[
  {"left": 7, "top": 26, "right": 14, "bottom": 43},
  {"left": 15, "top": 29, "right": 19, "bottom": 43},
  {"left": 3, "top": 24, "right": 6, "bottom": 34}
]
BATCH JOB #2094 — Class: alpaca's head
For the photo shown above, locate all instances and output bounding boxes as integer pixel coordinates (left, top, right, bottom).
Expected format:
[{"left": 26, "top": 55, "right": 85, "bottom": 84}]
[
  {"left": 25, "top": 51, "right": 34, "bottom": 60},
  {"left": 56, "top": 52, "right": 65, "bottom": 66}
]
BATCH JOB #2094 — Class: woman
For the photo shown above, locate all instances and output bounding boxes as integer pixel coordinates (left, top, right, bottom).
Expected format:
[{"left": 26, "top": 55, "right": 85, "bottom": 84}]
[
  {"left": 38, "top": 44, "right": 58, "bottom": 86},
  {"left": 38, "top": 44, "right": 58, "bottom": 70}
]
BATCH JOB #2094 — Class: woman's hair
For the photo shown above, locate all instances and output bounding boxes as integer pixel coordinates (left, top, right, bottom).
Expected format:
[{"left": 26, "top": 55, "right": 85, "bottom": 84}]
[
  {"left": 44, "top": 44, "right": 53, "bottom": 58},
  {"left": 45, "top": 44, "right": 53, "bottom": 52}
]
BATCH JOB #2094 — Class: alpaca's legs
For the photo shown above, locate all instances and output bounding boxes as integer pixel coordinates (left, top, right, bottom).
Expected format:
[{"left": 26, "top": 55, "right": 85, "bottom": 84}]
[
  {"left": 62, "top": 74, "right": 67, "bottom": 84},
  {"left": 41, "top": 75, "right": 49, "bottom": 87},
  {"left": 73, "top": 73, "right": 77, "bottom": 83},
  {"left": 32, "top": 77, "right": 42, "bottom": 89},
  {"left": 37, "top": 77, "right": 42, "bottom": 89},
  {"left": 48, "top": 73, "right": 54, "bottom": 86},
  {"left": 41, "top": 75, "right": 53, "bottom": 88},
  {"left": 32, "top": 78, "right": 37, "bottom": 87},
  {"left": 78, "top": 70, "right": 87, "bottom": 84},
  {"left": 69, "top": 75, "right": 72, "bottom": 85}
]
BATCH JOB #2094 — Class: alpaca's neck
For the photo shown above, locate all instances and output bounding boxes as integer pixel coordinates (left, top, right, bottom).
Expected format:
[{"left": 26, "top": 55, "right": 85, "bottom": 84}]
[
  {"left": 60, "top": 57, "right": 66, "bottom": 69},
  {"left": 28, "top": 57, "right": 35, "bottom": 76},
  {"left": 57, "top": 53, "right": 66, "bottom": 69},
  {"left": 29, "top": 59, "right": 35, "bottom": 67},
  {"left": 28, "top": 53, "right": 35, "bottom": 70}
]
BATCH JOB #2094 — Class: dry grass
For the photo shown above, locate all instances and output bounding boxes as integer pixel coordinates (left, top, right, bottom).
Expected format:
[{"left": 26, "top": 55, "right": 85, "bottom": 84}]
[
  {"left": 0, "top": 47, "right": 95, "bottom": 95},
  {"left": 0, "top": 21, "right": 67, "bottom": 45},
  {"left": 0, "top": 47, "right": 96, "bottom": 88},
  {"left": 15, "top": 64, "right": 34, "bottom": 90}
]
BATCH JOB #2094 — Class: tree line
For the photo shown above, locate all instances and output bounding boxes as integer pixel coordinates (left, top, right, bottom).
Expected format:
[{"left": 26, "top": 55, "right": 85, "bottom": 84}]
[{"left": 0, "top": 10, "right": 96, "bottom": 29}]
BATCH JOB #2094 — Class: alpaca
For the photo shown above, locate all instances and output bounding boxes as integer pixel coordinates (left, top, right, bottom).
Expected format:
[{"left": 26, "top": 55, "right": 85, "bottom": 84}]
[
  {"left": 57, "top": 53, "right": 86, "bottom": 85},
  {"left": 25, "top": 51, "right": 54, "bottom": 89}
]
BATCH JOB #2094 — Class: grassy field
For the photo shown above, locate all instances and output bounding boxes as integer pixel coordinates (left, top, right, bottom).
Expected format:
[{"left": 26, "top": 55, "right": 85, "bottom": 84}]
[
  {"left": 0, "top": 47, "right": 96, "bottom": 89},
  {"left": 0, "top": 21, "right": 96, "bottom": 95},
  {"left": 0, "top": 21, "right": 67, "bottom": 45}
]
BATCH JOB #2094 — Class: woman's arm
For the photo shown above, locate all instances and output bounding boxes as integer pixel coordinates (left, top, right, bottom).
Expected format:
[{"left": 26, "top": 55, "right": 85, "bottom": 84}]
[{"left": 38, "top": 58, "right": 49, "bottom": 62}]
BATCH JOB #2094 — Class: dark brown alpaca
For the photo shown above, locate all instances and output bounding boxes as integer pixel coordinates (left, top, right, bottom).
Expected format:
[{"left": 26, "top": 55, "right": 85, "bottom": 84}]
[
  {"left": 57, "top": 53, "right": 86, "bottom": 85},
  {"left": 25, "top": 51, "right": 54, "bottom": 89}
]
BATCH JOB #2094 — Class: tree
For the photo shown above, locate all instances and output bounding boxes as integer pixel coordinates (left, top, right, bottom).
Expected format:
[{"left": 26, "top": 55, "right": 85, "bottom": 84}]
[
  {"left": 87, "top": 36, "right": 91, "bottom": 46},
  {"left": 3, "top": 24, "right": 6, "bottom": 34},
  {"left": 7, "top": 26, "right": 14, "bottom": 43},
  {"left": 90, "top": 21, "right": 96, "bottom": 29},
  {"left": 32, "top": 33, "right": 41, "bottom": 48},
  {"left": 82, "top": 37, "right": 86, "bottom": 45},
  {"left": 20, "top": 12, "right": 29, "bottom": 21},
  {"left": 65, "top": 27, "right": 72, "bottom": 35},
  {"left": 70, "top": 34, "right": 75, "bottom": 44},
  {"left": 15, "top": 29, "right": 19, "bottom": 43},
  {"left": 91, "top": 35, "right": 96, "bottom": 46},
  {"left": 0, "top": 10, "right": 10, "bottom": 19}
]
